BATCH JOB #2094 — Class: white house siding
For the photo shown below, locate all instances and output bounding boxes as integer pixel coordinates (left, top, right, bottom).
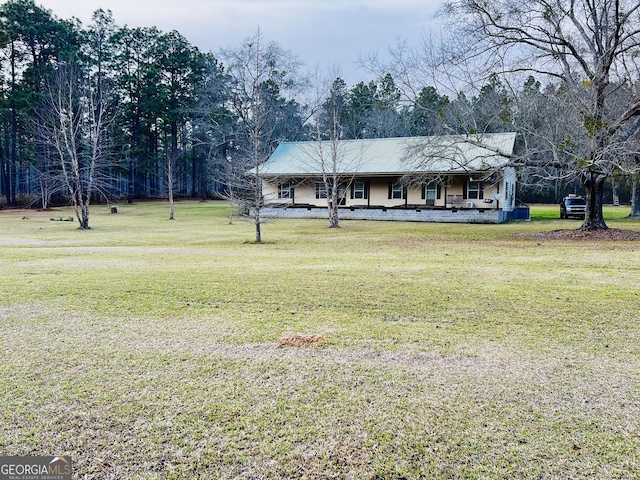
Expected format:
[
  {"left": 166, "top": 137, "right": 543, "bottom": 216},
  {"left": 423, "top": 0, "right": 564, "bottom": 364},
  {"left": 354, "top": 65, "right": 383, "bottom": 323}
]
[
  {"left": 406, "top": 186, "right": 424, "bottom": 205},
  {"left": 502, "top": 166, "right": 517, "bottom": 211},
  {"left": 263, "top": 183, "right": 284, "bottom": 204}
]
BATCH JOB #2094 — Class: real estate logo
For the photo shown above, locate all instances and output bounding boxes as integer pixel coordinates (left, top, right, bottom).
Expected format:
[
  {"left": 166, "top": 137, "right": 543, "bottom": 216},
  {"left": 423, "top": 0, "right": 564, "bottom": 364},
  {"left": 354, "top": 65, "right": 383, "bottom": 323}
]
[{"left": 0, "top": 456, "right": 72, "bottom": 480}]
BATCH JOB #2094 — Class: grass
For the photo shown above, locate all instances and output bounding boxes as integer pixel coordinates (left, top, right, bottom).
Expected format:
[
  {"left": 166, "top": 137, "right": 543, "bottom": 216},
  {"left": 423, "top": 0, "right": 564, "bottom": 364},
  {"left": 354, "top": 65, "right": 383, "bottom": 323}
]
[{"left": 0, "top": 201, "right": 639, "bottom": 479}]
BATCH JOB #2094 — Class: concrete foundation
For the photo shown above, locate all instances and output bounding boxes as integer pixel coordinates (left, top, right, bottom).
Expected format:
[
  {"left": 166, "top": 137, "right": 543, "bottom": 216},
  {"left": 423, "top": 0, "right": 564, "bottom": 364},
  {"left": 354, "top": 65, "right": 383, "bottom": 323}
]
[{"left": 261, "top": 206, "right": 516, "bottom": 224}]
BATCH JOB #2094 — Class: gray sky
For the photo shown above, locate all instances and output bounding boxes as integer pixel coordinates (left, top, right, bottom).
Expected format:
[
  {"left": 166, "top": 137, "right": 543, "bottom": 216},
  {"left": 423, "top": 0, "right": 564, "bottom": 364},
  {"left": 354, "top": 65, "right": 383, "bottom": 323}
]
[{"left": 33, "top": 0, "right": 444, "bottom": 85}]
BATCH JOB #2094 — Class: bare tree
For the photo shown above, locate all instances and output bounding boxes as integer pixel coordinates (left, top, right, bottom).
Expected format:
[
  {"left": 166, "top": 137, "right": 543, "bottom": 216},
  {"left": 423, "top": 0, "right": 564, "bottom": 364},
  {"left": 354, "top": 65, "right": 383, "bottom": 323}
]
[
  {"left": 435, "top": 0, "right": 640, "bottom": 230},
  {"left": 366, "top": 2, "right": 640, "bottom": 228},
  {"left": 40, "top": 61, "right": 113, "bottom": 229},
  {"left": 309, "top": 76, "right": 361, "bottom": 228},
  {"left": 220, "top": 29, "right": 307, "bottom": 242}
]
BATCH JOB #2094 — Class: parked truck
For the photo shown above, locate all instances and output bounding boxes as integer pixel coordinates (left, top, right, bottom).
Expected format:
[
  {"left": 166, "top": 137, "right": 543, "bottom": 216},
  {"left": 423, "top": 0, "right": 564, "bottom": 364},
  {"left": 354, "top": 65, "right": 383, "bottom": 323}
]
[{"left": 560, "top": 194, "right": 587, "bottom": 219}]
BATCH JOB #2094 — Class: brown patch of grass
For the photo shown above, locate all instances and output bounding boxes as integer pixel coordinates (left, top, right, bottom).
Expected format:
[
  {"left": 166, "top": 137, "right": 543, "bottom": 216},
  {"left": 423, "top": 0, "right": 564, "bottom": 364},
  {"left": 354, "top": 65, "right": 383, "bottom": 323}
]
[
  {"left": 533, "top": 228, "right": 640, "bottom": 241},
  {"left": 278, "top": 334, "right": 326, "bottom": 348}
]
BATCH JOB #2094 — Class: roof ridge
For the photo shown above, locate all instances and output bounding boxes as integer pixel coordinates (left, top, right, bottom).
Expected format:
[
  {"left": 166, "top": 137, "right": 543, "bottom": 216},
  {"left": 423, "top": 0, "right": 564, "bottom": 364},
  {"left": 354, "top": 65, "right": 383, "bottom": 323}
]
[{"left": 278, "top": 132, "right": 517, "bottom": 146}]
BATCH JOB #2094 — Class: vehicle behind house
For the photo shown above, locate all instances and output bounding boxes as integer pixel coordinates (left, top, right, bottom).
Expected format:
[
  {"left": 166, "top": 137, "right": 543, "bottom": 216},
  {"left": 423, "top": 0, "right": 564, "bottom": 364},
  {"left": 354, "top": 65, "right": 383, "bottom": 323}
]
[{"left": 560, "top": 195, "right": 586, "bottom": 219}]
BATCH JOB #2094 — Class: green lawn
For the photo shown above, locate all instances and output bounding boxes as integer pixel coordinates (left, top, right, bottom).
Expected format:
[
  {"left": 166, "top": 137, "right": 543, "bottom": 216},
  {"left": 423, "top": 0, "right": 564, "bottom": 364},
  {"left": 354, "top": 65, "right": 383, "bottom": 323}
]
[{"left": 0, "top": 201, "right": 639, "bottom": 479}]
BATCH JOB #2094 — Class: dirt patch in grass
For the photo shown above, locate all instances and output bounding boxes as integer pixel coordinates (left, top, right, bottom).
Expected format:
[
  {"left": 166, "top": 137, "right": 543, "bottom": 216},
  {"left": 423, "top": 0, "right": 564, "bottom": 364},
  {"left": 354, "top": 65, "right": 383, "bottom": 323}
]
[
  {"left": 0, "top": 238, "right": 51, "bottom": 246},
  {"left": 533, "top": 228, "right": 640, "bottom": 241}
]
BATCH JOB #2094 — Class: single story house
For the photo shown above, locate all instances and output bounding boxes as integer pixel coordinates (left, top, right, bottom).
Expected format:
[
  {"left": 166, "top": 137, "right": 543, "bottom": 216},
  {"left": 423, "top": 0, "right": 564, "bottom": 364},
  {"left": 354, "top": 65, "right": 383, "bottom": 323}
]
[{"left": 258, "top": 133, "right": 527, "bottom": 223}]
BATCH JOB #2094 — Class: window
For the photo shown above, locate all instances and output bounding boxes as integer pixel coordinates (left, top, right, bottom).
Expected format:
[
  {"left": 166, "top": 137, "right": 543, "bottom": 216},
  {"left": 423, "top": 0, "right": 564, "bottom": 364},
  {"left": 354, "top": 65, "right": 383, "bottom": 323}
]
[
  {"left": 316, "top": 182, "right": 347, "bottom": 202},
  {"left": 353, "top": 181, "right": 366, "bottom": 199},
  {"left": 316, "top": 182, "right": 328, "bottom": 199},
  {"left": 422, "top": 183, "right": 440, "bottom": 204},
  {"left": 389, "top": 182, "right": 404, "bottom": 199},
  {"left": 337, "top": 184, "right": 347, "bottom": 205},
  {"left": 424, "top": 183, "right": 437, "bottom": 201},
  {"left": 278, "top": 182, "right": 292, "bottom": 199},
  {"left": 422, "top": 183, "right": 438, "bottom": 206},
  {"left": 467, "top": 181, "right": 483, "bottom": 200}
]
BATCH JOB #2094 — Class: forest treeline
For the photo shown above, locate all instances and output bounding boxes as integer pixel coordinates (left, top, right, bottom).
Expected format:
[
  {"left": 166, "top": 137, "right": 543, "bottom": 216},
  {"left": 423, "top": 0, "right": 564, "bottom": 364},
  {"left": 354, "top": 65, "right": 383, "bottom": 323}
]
[{"left": 0, "top": 0, "right": 633, "bottom": 209}]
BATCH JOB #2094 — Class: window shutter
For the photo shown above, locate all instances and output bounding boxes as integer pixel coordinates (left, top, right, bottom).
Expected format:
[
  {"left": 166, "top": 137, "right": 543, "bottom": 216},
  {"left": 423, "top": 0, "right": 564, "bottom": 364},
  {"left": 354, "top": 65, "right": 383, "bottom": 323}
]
[
  {"left": 463, "top": 181, "right": 468, "bottom": 199},
  {"left": 421, "top": 185, "right": 426, "bottom": 200},
  {"left": 388, "top": 182, "right": 392, "bottom": 199},
  {"left": 364, "top": 183, "right": 369, "bottom": 200},
  {"left": 437, "top": 185, "right": 442, "bottom": 200},
  {"left": 350, "top": 184, "right": 354, "bottom": 199},
  {"left": 291, "top": 186, "right": 295, "bottom": 199},
  {"left": 403, "top": 186, "right": 407, "bottom": 200},
  {"left": 478, "top": 182, "right": 484, "bottom": 200}
]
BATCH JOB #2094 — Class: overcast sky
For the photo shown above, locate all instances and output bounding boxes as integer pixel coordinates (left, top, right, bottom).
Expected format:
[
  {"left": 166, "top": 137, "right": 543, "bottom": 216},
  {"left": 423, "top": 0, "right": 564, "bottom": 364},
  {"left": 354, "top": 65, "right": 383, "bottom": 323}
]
[{"left": 32, "top": 0, "right": 444, "bottom": 85}]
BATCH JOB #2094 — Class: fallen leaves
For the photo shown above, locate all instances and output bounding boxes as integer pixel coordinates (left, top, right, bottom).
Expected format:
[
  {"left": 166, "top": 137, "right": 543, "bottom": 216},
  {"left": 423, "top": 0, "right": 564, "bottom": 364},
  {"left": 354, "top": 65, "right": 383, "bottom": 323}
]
[{"left": 533, "top": 228, "right": 640, "bottom": 241}]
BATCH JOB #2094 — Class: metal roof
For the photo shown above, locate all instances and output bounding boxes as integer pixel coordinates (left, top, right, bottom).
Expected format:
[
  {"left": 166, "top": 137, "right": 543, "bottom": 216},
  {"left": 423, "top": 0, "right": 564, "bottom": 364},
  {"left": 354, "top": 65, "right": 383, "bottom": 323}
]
[{"left": 260, "top": 133, "right": 517, "bottom": 177}]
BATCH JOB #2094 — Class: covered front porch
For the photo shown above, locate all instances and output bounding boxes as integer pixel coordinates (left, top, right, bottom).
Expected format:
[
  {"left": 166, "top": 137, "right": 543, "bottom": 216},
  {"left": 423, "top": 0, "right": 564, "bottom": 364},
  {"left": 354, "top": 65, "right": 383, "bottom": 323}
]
[{"left": 265, "top": 174, "right": 509, "bottom": 210}]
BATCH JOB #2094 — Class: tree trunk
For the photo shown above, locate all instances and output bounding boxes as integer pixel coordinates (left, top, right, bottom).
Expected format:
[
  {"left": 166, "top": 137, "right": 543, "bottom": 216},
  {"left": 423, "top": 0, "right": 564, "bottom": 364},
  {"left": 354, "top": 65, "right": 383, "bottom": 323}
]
[
  {"left": 38, "top": 176, "right": 49, "bottom": 209},
  {"left": 629, "top": 173, "right": 640, "bottom": 219},
  {"left": 191, "top": 153, "right": 197, "bottom": 198},
  {"left": 200, "top": 156, "right": 207, "bottom": 202},
  {"left": 36, "top": 122, "right": 49, "bottom": 209},
  {"left": 9, "top": 105, "right": 17, "bottom": 206},
  {"left": 71, "top": 190, "right": 91, "bottom": 229},
  {"left": 8, "top": 44, "right": 17, "bottom": 206},
  {"left": 255, "top": 210, "right": 262, "bottom": 243},
  {"left": 0, "top": 131, "right": 6, "bottom": 200},
  {"left": 326, "top": 180, "right": 340, "bottom": 228},
  {"left": 127, "top": 157, "right": 134, "bottom": 204},
  {"left": 167, "top": 148, "right": 176, "bottom": 220},
  {"left": 580, "top": 172, "right": 608, "bottom": 230},
  {"left": 80, "top": 199, "right": 90, "bottom": 229},
  {"left": 327, "top": 200, "right": 339, "bottom": 228}
]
